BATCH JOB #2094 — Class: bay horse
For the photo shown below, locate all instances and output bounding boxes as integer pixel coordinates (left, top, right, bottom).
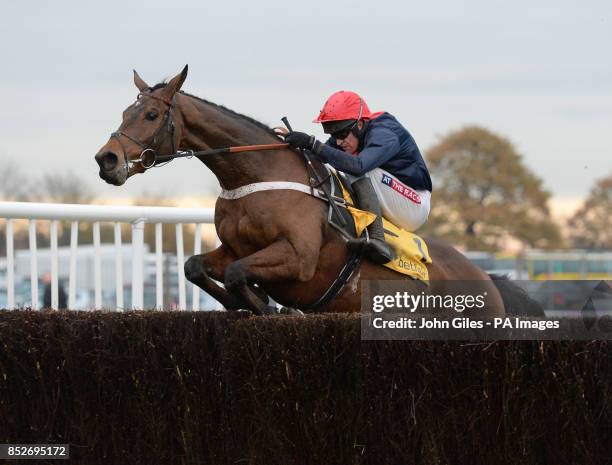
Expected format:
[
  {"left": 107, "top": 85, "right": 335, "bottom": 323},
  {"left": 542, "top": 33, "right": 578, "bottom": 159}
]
[{"left": 95, "top": 66, "right": 507, "bottom": 316}]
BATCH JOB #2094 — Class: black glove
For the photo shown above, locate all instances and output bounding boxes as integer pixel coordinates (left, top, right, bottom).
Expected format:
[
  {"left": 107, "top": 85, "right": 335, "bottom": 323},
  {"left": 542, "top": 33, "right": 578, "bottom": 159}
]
[{"left": 285, "top": 131, "right": 316, "bottom": 151}]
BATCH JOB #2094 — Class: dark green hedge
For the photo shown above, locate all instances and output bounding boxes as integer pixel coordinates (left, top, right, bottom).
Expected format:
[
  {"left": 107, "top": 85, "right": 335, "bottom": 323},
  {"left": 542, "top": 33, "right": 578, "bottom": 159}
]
[{"left": 0, "top": 310, "right": 610, "bottom": 465}]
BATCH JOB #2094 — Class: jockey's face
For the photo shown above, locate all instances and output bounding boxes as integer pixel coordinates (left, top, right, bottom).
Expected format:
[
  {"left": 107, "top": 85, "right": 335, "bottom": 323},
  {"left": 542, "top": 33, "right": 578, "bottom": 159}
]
[{"left": 336, "top": 120, "right": 364, "bottom": 155}]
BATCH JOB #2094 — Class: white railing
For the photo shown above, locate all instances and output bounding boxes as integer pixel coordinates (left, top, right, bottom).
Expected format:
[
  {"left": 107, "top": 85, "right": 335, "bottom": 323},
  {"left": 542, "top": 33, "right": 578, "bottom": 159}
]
[{"left": 0, "top": 201, "right": 216, "bottom": 310}]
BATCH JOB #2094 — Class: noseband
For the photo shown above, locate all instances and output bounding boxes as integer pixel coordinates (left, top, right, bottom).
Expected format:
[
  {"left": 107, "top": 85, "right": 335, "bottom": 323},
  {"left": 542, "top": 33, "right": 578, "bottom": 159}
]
[{"left": 111, "top": 92, "right": 177, "bottom": 175}]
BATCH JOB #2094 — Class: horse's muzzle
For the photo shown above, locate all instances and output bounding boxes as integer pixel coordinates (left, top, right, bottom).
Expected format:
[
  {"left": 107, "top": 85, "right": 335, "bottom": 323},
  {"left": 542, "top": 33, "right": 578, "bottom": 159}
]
[
  {"left": 95, "top": 151, "right": 119, "bottom": 171},
  {"left": 95, "top": 151, "right": 128, "bottom": 185}
]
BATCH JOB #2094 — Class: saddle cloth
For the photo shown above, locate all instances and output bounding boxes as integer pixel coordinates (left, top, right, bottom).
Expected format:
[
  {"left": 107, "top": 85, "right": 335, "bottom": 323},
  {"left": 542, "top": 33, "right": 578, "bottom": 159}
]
[{"left": 330, "top": 171, "right": 432, "bottom": 282}]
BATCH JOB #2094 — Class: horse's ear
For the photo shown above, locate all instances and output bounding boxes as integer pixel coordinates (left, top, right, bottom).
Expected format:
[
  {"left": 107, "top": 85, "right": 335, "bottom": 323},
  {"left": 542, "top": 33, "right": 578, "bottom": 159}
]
[
  {"left": 162, "top": 64, "right": 188, "bottom": 99},
  {"left": 133, "top": 70, "right": 150, "bottom": 92}
]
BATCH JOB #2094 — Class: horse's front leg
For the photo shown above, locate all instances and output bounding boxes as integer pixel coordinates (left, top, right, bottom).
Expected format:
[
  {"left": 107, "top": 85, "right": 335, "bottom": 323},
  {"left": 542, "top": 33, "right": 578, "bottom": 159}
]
[
  {"left": 184, "top": 244, "right": 248, "bottom": 311},
  {"left": 224, "top": 238, "right": 319, "bottom": 315}
]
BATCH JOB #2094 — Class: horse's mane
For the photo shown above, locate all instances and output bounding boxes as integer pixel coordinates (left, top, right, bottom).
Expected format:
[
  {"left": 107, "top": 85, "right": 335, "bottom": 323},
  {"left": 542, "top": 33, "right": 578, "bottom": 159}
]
[{"left": 150, "top": 82, "right": 278, "bottom": 138}]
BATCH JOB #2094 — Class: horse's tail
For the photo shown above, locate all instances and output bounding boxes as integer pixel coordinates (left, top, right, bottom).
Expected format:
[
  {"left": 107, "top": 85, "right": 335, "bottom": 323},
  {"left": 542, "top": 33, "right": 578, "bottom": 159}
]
[{"left": 489, "top": 274, "right": 545, "bottom": 316}]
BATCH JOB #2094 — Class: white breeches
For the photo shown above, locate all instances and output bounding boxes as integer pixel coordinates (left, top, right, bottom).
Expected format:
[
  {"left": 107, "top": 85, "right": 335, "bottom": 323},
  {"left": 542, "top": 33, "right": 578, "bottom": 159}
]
[{"left": 347, "top": 167, "right": 431, "bottom": 232}]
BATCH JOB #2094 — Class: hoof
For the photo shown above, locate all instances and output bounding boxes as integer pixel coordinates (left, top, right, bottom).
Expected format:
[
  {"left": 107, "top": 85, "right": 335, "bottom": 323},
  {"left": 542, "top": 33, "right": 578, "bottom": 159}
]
[
  {"left": 261, "top": 305, "right": 280, "bottom": 315},
  {"left": 279, "top": 307, "right": 305, "bottom": 316},
  {"left": 235, "top": 309, "right": 254, "bottom": 315},
  {"left": 184, "top": 255, "right": 205, "bottom": 283},
  {"left": 233, "top": 306, "right": 277, "bottom": 316}
]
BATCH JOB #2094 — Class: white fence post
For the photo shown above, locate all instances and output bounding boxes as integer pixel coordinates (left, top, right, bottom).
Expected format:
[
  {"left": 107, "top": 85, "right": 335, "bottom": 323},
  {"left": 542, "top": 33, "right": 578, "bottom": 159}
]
[
  {"left": 131, "top": 219, "right": 145, "bottom": 310},
  {"left": 114, "top": 222, "right": 124, "bottom": 310},
  {"left": 176, "top": 223, "right": 186, "bottom": 310},
  {"left": 6, "top": 219, "right": 14, "bottom": 309},
  {"left": 68, "top": 221, "right": 78, "bottom": 309},
  {"left": 50, "top": 220, "right": 59, "bottom": 309},
  {"left": 29, "top": 220, "right": 38, "bottom": 310},
  {"left": 155, "top": 223, "right": 163, "bottom": 309},
  {"left": 93, "top": 222, "right": 102, "bottom": 309}
]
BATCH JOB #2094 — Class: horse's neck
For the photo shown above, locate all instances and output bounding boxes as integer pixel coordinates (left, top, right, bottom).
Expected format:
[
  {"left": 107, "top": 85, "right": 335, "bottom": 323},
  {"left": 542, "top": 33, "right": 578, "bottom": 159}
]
[{"left": 176, "top": 94, "right": 307, "bottom": 190}]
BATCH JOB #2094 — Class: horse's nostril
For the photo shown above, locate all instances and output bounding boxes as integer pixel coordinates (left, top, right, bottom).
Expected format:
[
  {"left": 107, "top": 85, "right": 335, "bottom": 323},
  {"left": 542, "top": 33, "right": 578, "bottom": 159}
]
[{"left": 95, "top": 151, "right": 119, "bottom": 171}]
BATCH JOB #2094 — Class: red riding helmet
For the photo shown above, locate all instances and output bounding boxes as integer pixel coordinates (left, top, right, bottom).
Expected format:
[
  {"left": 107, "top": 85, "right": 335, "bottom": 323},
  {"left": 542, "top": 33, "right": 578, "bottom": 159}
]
[{"left": 313, "top": 91, "right": 379, "bottom": 123}]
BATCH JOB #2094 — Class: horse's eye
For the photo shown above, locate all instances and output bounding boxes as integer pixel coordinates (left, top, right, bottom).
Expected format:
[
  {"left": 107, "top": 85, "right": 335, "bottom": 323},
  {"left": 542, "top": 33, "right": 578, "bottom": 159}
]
[{"left": 145, "top": 111, "right": 158, "bottom": 121}]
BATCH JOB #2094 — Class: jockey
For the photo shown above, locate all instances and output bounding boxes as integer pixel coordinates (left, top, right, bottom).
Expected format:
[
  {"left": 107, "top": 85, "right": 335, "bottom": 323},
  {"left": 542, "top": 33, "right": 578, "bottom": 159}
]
[{"left": 284, "top": 90, "right": 433, "bottom": 265}]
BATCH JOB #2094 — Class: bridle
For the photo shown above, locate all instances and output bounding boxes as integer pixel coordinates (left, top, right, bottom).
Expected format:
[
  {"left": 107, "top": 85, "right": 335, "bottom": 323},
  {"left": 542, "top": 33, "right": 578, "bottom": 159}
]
[{"left": 110, "top": 91, "right": 178, "bottom": 176}]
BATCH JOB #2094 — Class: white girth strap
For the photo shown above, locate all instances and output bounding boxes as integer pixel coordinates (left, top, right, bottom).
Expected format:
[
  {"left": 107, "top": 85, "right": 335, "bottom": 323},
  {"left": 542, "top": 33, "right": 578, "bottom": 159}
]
[{"left": 219, "top": 181, "right": 322, "bottom": 200}]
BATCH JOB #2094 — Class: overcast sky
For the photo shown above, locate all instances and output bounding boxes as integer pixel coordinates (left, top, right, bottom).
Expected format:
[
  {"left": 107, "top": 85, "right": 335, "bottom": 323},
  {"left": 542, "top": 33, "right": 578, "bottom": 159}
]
[{"left": 0, "top": 0, "right": 610, "bottom": 206}]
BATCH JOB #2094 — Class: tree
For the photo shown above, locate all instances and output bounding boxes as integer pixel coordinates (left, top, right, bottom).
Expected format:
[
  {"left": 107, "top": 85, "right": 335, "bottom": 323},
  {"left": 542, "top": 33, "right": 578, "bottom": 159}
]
[
  {"left": 35, "top": 171, "right": 96, "bottom": 204},
  {"left": 568, "top": 173, "right": 612, "bottom": 250},
  {"left": 0, "top": 160, "right": 32, "bottom": 201},
  {"left": 423, "top": 126, "right": 562, "bottom": 251}
]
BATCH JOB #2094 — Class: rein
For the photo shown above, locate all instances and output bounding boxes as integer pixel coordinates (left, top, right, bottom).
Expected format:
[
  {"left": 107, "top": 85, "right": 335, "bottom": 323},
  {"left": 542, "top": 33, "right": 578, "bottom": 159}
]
[{"left": 136, "top": 143, "right": 289, "bottom": 169}]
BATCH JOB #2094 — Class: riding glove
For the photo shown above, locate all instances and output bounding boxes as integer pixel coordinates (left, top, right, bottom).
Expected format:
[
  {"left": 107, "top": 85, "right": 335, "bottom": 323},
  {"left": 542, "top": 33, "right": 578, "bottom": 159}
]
[{"left": 285, "top": 131, "right": 323, "bottom": 154}]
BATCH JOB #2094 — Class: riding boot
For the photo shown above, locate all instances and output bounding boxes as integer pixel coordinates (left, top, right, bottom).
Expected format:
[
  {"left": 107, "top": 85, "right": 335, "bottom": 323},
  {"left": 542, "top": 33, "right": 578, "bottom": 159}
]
[{"left": 347, "top": 177, "right": 396, "bottom": 265}]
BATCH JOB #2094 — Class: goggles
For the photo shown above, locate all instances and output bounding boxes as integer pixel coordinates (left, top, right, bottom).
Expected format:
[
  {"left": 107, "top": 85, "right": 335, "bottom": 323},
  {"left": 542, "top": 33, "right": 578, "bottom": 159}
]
[{"left": 330, "top": 120, "right": 358, "bottom": 140}]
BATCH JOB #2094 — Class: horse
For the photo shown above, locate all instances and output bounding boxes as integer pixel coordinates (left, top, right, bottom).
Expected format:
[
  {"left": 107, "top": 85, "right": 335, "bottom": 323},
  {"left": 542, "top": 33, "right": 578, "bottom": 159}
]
[{"left": 95, "top": 66, "right": 508, "bottom": 316}]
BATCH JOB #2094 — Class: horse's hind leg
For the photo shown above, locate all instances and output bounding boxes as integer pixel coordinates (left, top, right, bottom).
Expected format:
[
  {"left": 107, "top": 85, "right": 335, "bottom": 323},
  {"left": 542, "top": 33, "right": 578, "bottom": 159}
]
[{"left": 184, "top": 244, "right": 247, "bottom": 311}]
